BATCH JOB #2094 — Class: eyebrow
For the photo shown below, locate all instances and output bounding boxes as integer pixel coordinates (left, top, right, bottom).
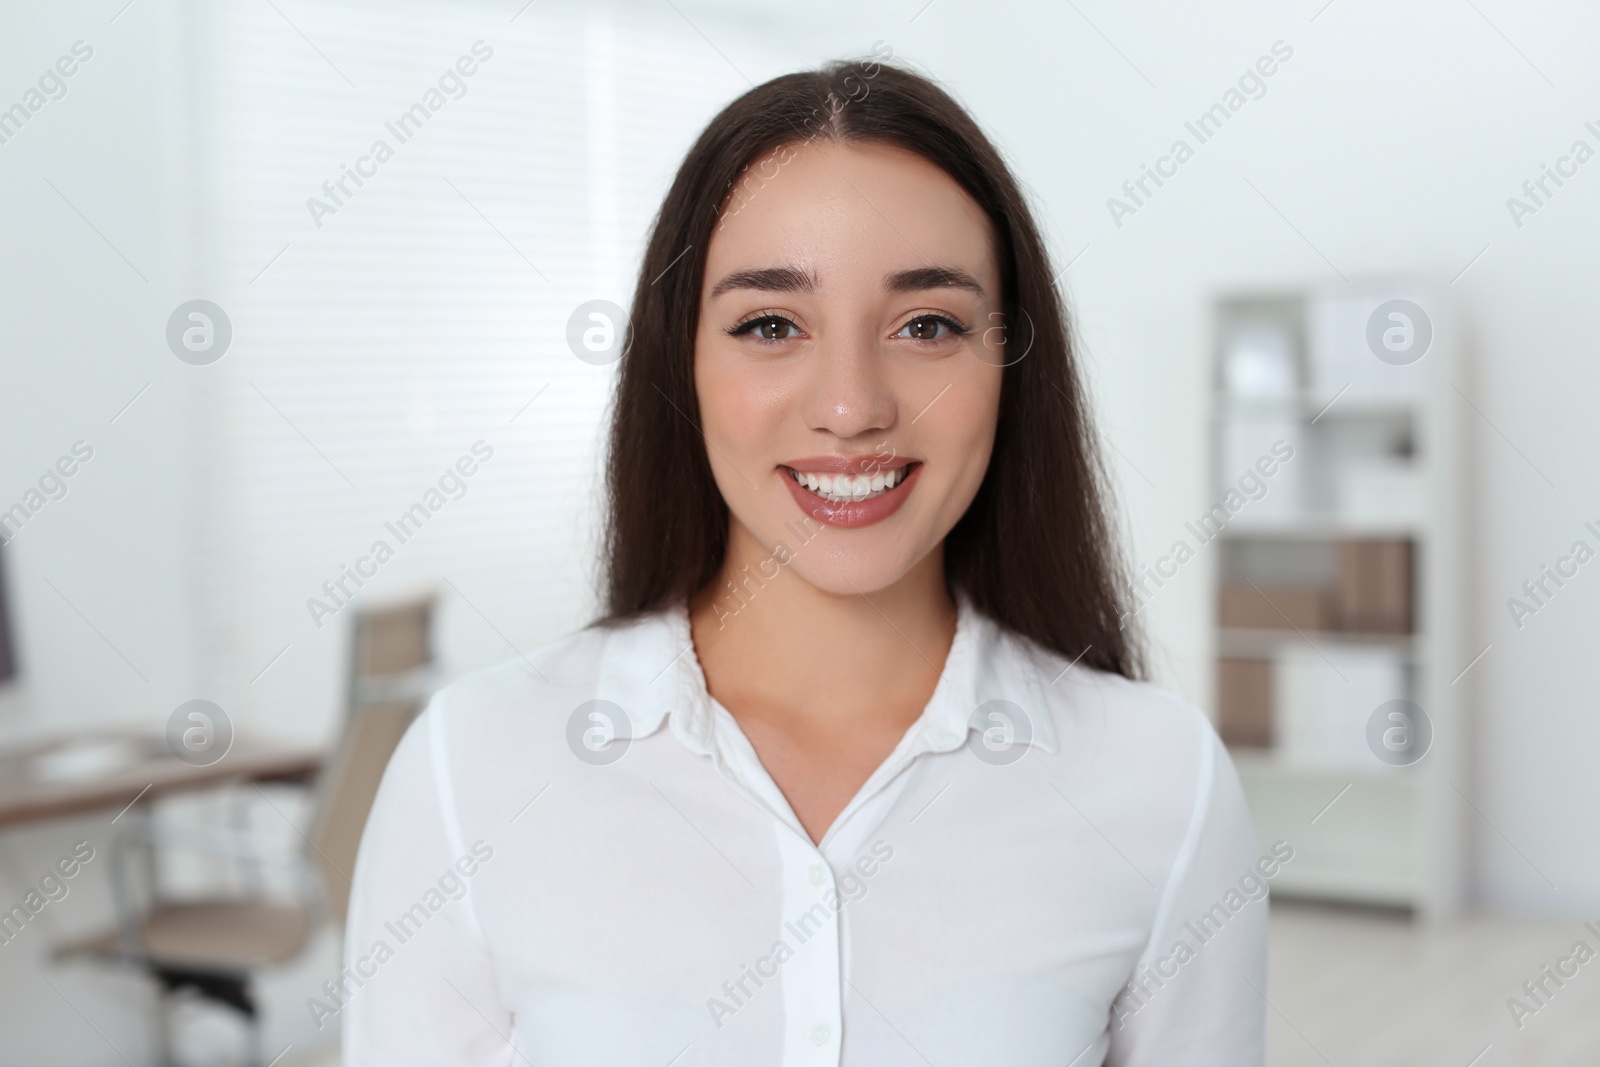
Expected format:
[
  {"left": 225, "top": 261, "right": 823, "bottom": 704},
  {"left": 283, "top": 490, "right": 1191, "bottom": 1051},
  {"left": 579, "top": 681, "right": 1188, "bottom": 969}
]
[
  {"left": 884, "top": 266, "right": 986, "bottom": 295},
  {"left": 709, "top": 266, "right": 817, "bottom": 297},
  {"left": 709, "top": 264, "right": 985, "bottom": 298}
]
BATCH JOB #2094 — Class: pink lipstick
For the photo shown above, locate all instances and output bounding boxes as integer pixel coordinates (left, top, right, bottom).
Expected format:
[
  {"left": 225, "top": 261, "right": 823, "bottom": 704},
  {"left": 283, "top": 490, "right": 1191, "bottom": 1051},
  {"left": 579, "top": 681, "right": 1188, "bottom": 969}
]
[{"left": 779, "top": 454, "right": 921, "bottom": 529}]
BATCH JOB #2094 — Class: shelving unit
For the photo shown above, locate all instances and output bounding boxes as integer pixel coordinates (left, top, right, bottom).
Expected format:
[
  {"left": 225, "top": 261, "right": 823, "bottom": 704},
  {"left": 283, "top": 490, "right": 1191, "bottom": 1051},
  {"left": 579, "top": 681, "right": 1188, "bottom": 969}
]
[{"left": 1210, "top": 280, "right": 1464, "bottom": 920}]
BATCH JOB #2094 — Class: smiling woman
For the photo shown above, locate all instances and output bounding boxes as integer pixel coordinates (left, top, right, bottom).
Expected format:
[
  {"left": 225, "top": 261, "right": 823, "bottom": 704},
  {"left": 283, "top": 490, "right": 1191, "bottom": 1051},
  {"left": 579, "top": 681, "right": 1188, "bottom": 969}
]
[{"left": 344, "top": 59, "right": 1267, "bottom": 1067}]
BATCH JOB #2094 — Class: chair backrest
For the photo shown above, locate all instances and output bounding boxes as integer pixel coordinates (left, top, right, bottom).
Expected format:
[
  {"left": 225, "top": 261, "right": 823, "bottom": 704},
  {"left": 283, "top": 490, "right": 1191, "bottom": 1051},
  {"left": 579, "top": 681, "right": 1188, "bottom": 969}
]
[
  {"left": 308, "top": 595, "right": 436, "bottom": 924},
  {"left": 305, "top": 700, "right": 421, "bottom": 923},
  {"left": 346, "top": 595, "right": 434, "bottom": 709}
]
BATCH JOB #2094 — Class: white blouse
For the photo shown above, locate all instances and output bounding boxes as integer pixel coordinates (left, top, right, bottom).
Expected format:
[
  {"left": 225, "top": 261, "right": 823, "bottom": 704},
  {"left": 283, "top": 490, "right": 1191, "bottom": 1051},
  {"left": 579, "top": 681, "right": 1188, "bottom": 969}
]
[{"left": 340, "top": 597, "right": 1269, "bottom": 1065}]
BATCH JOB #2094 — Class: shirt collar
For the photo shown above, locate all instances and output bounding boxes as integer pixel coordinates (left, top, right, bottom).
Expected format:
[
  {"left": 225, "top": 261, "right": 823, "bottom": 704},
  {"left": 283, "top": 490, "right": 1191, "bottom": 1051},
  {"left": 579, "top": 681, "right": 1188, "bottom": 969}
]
[{"left": 599, "top": 593, "right": 1060, "bottom": 758}]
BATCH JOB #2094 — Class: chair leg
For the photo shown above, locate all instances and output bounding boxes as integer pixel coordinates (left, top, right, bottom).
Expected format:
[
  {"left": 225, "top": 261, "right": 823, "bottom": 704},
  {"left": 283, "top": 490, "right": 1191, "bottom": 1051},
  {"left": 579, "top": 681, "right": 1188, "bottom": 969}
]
[
  {"left": 153, "top": 966, "right": 261, "bottom": 1066},
  {"left": 248, "top": 1015, "right": 267, "bottom": 1067},
  {"left": 153, "top": 981, "right": 177, "bottom": 1067}
]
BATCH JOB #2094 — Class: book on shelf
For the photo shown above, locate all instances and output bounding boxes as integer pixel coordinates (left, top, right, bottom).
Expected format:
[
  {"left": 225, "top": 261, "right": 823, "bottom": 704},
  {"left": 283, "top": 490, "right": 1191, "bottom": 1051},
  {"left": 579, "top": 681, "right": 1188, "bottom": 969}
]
[{"left": 1218, "top": 657, "right": 1273, "bottom": 749}]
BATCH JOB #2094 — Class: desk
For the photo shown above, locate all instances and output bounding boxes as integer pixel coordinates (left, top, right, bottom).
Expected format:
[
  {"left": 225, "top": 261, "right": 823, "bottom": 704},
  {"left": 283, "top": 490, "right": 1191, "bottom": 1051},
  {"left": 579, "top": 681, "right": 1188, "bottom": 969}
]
[{"left": 0, "top": 731, "right": 320, "bottom": 830}]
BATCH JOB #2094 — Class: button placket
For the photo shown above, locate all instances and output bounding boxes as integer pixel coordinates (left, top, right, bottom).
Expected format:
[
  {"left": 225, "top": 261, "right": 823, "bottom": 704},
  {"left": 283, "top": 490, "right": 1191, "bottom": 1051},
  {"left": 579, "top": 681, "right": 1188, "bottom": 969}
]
[{"left": 777, "top": 830, "right": 842, "bottom": 1065}]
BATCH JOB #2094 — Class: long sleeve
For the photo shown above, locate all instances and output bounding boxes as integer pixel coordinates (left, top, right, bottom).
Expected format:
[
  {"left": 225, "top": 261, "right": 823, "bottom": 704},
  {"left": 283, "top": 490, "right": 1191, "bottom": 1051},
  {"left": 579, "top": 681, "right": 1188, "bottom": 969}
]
[
  {"left": 1105, "top": 728, "right": 1270, "bottom": 1066},
  {"left": 340, "top": 695, "right": 514, "bottom": 1066}
]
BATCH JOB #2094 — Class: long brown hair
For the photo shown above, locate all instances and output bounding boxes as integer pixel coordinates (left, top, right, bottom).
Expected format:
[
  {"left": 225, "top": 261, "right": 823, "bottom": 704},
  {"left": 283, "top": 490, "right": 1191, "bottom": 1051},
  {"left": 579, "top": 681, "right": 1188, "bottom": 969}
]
[{"left": 599, "top": 57, "right": 1143, "bottom": 680}]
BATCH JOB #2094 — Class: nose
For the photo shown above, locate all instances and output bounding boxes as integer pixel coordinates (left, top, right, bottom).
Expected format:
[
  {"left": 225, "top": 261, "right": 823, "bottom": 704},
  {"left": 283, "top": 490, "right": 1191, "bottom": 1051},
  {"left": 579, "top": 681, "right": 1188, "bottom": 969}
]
[{"left": 802, "top": 330, "right": 898, "bottom": 440}]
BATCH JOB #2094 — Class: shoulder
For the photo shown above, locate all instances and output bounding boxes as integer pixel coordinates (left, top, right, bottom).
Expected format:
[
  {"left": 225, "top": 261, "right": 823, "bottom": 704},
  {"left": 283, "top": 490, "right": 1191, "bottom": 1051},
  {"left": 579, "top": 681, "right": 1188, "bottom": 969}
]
[
  {"left": 413, "top": 610, "right": 677, "bottom": 772},
  {"left": 987, "top": 621, "right": 1220, "bottom": 780},
  {"left": 992, "top": 629, "right": 1258, "bottom": 892},
  {"left": 982, "top": 624, "right": 1237, "bottom": 851}
]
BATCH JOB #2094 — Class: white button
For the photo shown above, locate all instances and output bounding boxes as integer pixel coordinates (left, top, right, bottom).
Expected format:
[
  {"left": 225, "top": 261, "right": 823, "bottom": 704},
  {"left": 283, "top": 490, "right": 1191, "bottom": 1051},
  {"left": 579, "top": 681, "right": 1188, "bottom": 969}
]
[
  {"left": 807, "top": 862, "right": 827, "bottom": 886},
  {"left": 809, "top": 1022, "right": 830, "bottom": 1045}
]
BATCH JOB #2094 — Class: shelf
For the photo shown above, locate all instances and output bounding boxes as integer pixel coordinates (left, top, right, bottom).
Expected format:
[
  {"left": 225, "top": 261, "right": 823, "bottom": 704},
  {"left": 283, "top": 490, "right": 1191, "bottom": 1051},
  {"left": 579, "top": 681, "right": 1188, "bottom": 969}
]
[
  {"left": 1236, "top": 760, "right": 1422, "bottom": 907},
  {"left": 1228, "top": 747, "right": 1423, "bottom": 782},
  {"left": 1219, "top": 626, "right": 1416, "bottom": 659},
  {"left": 1218, "top": 519, "right": 1421, "bottom": 541},
  {"left": 1211, "top": 279, "right": 1461, "bottom": 919},
  {"left": 1212, "top": 391, "right": 1420, "bottom": 420},
  {"left": 1268, "top": 861, "right": 1420, "bottom": 908}
]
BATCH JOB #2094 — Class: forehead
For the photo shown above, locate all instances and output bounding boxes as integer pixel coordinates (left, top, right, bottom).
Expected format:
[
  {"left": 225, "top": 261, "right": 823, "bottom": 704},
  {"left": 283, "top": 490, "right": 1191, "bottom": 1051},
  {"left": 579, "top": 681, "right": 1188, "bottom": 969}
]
[{"left": 704, "top": 139, "right": 998, "bottom": 292}]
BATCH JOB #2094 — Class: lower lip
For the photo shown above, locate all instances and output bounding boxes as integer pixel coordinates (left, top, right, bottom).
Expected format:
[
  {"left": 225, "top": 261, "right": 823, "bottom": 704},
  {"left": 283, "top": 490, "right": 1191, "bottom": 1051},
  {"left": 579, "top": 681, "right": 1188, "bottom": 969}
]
[{"left": 780, "top": 463, "right": 922, "bottom": 529}]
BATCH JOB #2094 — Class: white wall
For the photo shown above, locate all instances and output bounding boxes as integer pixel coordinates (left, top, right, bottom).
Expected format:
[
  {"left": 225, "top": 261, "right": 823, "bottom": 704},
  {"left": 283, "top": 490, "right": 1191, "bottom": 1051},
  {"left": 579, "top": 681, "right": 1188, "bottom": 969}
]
[
  {"left": 0, "top": 3, "right": 207, "bottom": 1060},
  {"left": 0, "top": 0, "right": 199, "bottom": 736}
]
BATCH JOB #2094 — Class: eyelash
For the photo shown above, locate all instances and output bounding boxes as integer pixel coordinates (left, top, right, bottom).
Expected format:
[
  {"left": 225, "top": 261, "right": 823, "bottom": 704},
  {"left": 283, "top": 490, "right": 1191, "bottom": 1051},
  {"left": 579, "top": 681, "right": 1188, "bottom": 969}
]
[{"left": 726, "top": 312, "right": 972, "bottom": 343}]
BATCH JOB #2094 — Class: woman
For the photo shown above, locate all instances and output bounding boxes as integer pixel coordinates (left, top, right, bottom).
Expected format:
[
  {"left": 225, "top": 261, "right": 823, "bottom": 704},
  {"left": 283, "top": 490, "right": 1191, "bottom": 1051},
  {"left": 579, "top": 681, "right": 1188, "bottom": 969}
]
[{"left": 343, "top": 58, "right": 1267, "bottom": 1066}]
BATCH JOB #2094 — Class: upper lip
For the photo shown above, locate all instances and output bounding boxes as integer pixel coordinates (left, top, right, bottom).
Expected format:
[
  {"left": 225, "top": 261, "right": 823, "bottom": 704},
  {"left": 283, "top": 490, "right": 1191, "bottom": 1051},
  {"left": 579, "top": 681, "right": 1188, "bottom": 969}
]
[{"left": 780, "top": 455, "right": 918, "bottom": 475}]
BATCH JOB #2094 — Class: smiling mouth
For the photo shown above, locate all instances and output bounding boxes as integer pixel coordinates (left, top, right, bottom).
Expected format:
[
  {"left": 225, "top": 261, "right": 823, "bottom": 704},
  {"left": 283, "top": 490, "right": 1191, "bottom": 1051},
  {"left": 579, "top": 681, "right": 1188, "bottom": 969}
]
[{"left": 782, "top": 462, "right": 921, "bottom": 504}]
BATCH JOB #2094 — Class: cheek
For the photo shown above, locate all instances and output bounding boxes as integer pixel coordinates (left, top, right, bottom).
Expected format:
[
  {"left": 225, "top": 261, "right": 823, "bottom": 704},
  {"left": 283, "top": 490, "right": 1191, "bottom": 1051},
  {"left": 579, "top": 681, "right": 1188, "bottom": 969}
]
[
  {"left": 932, "top": 368, "right": 1002, "bottom": 489},
  {"left": 699, "top": 356, "right": 756, "bottom": 438},
  {"left": 693, "top": 340, "right": 789, "bottom": 486}
]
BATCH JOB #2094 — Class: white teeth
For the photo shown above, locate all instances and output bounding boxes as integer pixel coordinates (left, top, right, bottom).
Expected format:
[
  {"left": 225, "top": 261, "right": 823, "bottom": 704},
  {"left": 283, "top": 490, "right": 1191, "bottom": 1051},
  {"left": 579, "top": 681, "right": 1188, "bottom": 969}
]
[{"left": 790, "top": 466, "right": 911, "bottom": 503}]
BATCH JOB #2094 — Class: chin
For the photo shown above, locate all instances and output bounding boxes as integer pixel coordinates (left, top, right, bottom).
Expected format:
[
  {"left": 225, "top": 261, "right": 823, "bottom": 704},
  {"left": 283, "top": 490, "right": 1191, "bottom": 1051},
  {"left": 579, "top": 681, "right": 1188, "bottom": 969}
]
[{"left": 774, "top": 527, "right": 933, "bottom": 598}]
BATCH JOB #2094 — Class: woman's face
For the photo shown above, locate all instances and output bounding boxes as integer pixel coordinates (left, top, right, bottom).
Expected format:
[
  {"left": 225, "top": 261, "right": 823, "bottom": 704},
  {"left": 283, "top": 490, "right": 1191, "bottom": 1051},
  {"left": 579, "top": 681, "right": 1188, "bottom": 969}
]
[{"left": 694, "top": 139, "right": 1005, "bottom": 596}]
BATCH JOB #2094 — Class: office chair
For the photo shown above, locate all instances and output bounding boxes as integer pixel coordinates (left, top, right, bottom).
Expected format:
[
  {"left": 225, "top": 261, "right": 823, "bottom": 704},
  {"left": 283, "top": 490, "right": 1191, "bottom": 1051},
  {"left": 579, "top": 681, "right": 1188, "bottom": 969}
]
[{"left": 54, "top": 595, "right": 437, "bottom": 1066}]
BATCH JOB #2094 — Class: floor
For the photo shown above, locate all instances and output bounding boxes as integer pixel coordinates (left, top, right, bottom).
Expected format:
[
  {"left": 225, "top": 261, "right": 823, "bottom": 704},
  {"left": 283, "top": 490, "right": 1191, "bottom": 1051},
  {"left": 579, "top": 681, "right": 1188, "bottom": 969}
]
[
  {"left": 1266, "top": 901, "right": 1600, "bottom": 1066},
  {"left": 271, "top": 903, "right": 1600, "bottom": 1067}
]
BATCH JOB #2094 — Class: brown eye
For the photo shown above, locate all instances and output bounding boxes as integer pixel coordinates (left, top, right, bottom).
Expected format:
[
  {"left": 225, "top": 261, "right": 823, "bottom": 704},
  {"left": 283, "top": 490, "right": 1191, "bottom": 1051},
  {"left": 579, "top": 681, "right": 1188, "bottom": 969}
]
[
  {"left": 897, "top": 315, "right": 963, "bottom": 342},
  {"left": 729, "top": 314, "right": 800, "bottom": 341}
]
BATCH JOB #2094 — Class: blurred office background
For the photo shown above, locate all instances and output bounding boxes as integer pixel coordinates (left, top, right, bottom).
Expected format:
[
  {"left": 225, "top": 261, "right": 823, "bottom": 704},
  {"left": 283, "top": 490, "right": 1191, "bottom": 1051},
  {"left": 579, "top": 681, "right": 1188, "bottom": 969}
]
[{"left": 1, "top": 0, "right": 1598, "bottom": 1063}]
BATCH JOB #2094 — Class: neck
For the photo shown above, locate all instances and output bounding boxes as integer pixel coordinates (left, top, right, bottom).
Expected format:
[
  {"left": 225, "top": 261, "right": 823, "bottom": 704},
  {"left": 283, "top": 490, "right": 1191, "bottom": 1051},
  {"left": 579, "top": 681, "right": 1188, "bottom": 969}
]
[{"left": 688, "top": 520, "right": 957, "bottom": 729}]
